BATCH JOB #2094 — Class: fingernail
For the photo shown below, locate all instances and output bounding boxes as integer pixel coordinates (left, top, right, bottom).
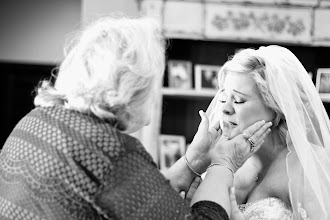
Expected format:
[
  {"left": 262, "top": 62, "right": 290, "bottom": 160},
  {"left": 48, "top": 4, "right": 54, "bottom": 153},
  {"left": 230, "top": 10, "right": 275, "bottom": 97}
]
[
  {"left": 267, "top": 128, "right": 271, "bottom": 132},
  {"left": 268, "top": 122, "right": 272, "bottom": 126}
]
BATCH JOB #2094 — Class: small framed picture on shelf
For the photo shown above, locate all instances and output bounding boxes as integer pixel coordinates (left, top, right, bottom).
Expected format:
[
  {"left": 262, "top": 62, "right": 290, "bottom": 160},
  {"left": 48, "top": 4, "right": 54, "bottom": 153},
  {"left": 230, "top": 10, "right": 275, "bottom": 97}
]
[
  {"left": 316, "top": 68, "right": 330, "bottom": 93},
  {"left": 194, "top": 64, "right": 221, "bottom": 91},
  {"left": 159, "top": 135, "right": 186, "bottom": 171},
  {"left": 167, "top": 60, "right": 192, "bottom": 89}
]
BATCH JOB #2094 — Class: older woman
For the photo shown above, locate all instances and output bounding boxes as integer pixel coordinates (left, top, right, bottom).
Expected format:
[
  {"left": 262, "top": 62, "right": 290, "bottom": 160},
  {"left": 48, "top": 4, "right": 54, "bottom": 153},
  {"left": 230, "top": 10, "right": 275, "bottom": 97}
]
[
  {"left": 0, "top": 15, "right": 271, "bottom": 220},
  {"left": 206, "top": 45, "right": 330, "bottom": 220}
]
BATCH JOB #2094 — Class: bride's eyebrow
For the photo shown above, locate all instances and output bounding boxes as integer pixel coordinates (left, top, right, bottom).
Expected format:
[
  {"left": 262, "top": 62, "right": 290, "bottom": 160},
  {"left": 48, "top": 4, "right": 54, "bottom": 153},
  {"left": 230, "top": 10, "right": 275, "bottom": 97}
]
[{"left": 233, "top": 89, "right": 252, "bottom": 98}]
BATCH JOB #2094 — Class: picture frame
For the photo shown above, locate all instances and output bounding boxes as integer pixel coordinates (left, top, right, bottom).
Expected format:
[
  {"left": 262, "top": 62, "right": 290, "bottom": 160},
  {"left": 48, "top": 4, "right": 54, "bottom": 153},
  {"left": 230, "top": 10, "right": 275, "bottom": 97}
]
[
  {"left": 167, "top": 60, "right": 193, "bottom": 89},
  {"left": 194, "top": 64, "right": 221, "bottom": 91},
  {"left": 159, "top": 135, "right": 186, "bottom": 171},
  {"left": 316, "top": 68, "right": 330, "bottom": 93}
]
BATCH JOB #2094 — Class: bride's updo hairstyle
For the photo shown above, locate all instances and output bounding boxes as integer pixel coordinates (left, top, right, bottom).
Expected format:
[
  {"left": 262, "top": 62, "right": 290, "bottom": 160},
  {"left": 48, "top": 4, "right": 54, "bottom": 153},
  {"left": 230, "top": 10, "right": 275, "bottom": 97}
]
[
  {"left": 218, "top": 49, "right": 287, "bottom": 145},
  {"left": 34, "top": 15, "right": 165, "bottom": 131}
]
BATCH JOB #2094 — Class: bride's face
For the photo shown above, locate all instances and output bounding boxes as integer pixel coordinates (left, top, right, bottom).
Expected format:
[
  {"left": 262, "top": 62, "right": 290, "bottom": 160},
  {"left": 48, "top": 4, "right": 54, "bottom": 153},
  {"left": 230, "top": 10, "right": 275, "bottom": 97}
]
[{"left": 219, "top": 72, "right": 274, "bottom": 137}]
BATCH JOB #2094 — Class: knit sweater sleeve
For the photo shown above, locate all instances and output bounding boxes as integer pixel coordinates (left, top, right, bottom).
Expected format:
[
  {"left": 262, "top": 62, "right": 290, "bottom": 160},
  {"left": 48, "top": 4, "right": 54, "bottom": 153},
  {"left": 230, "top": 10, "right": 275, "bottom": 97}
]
[
  {"left": 94, "top": 134, "right": 229, "bottom": 220},
  {"left": 185, "top": 201, "right": 229, "bottom": 220}
]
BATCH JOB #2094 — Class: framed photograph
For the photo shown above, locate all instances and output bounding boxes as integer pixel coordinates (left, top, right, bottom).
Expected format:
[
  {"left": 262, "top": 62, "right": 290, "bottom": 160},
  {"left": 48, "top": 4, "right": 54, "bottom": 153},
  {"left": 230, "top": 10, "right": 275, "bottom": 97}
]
[
  {"left": 159, "top": 135, "right": 186, "bottom": 171},
  {"left": 167, "top": 60, "right": 192, "bottom": 89},
  {"left": 316, "top": 68, "right": 330, "bottom": 93},
  {"left": 194, "top": 64, "right": 221, "bottom": 91}
]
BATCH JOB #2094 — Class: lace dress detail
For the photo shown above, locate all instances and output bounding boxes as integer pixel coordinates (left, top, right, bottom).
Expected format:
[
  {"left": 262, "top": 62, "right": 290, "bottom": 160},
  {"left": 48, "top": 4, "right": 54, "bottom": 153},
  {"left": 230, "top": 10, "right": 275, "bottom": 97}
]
[{"left": 238, "top": 197, "right": 293, "bottom": 220}]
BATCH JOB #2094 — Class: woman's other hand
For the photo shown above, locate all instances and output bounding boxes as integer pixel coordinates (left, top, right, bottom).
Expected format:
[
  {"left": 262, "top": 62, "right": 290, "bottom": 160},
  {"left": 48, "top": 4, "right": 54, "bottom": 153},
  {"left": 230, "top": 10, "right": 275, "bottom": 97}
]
[
  {"left": 185, "top": 110, "right": 222, "bottom": 173},
  {"left": 210, "top": 120, "right": 272, "bottom": 172},
  {"left": 191, "top": 110, "right": 221, "bottom": 154}
]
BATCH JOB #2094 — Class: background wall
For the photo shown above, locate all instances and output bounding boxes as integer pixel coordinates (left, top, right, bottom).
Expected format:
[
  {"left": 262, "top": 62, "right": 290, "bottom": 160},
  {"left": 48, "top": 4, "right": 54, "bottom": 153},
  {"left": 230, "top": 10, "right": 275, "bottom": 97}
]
[
  {"left": 0, "top": 0, "right": 81, "bottom": 64},
  {"left": 0, "top": 0, "right": 139, "bottom": 64},
  {"left": 82, "top": 0, "right": 139, "bottom": 25},
  {"left": 0, "top": 0, "right": 139, "bottom": 146}
]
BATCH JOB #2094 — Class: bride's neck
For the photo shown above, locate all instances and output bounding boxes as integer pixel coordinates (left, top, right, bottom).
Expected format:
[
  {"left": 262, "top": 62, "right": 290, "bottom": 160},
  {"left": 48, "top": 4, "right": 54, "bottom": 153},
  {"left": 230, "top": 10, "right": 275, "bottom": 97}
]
[{"left": 254, "top": 131, "right": 284, "bottom": 168}]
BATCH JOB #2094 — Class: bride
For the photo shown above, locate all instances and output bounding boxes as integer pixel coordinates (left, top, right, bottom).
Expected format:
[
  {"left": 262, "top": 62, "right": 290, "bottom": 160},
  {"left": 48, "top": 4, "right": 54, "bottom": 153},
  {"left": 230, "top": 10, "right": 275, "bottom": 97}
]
[{"left": 205, "top": 45, "right": 330, "bottom": 219}]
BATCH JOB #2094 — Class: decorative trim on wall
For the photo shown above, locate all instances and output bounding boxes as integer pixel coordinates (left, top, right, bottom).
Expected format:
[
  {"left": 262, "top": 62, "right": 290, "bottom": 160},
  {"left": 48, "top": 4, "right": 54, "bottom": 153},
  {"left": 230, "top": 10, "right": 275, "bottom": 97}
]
[
  {"left": 205, "top": 4, "right": 312, "bottom": 43},
  {"left": 204, "top": 0, "right": 319, "bottom": 6},
  {"left": 319, "top": 0, "right": 330, "bottom": 7},
  {"left": 139, "top": 0, "right": 330, "bottom": 46}
]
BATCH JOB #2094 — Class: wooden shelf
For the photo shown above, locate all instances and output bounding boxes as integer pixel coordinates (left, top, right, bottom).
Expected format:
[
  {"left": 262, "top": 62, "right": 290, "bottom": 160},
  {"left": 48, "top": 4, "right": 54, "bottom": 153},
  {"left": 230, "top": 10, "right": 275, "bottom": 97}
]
[
  {"left": 162, "top": 88, "right": 217, "bottom": 99},
  {"left": 167, "top": 35, "right": 330, "bottom": 48},
  {"left": 163, "top": 88, "right": 330, "bottom": 103}
]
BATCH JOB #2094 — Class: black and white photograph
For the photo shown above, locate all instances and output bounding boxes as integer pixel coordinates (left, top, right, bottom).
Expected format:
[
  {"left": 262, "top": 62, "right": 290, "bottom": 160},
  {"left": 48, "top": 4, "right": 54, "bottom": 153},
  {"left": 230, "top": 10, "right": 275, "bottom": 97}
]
[
  {"left": 194, "top": 64, "right": 221, "bottom": 91},
  {"left": 1, "top": 1, "right": 330, "bottom": 219},
  {"left": 159, "top": 135, "right": 186, "bottom": 172},
  {"left": 167, "top": 60, "right": 192, "bottom": 89},
  {"left": 316, "top": 68, "right": 330, "bottom": 93}
]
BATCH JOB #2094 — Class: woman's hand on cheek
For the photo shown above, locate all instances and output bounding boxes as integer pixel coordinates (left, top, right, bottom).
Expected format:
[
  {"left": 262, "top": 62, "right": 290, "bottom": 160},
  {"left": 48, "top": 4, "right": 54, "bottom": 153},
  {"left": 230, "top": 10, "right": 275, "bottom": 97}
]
[
  {"left": 185, "top": 110, "right": 222, "bottom": 172},
  {"left": 209, "top": 120, "right": 272, "bottom": 172},
  {"left": 191, "top": 110, "right": 221, "bottom": 153}
]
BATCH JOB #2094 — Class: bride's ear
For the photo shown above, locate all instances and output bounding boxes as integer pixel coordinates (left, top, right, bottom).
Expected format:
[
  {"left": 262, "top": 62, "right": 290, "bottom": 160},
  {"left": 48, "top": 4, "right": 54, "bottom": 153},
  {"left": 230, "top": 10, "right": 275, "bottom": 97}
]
[{"left": 271, "top": 112, "right": 282, "bottom": 128}]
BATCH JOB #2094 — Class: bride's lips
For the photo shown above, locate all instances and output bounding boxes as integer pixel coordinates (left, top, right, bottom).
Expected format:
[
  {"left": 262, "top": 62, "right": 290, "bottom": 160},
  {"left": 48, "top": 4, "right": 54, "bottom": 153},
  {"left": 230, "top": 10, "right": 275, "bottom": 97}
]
[{"left": 222, "top": 121, "right": 238, "bottom": 131}]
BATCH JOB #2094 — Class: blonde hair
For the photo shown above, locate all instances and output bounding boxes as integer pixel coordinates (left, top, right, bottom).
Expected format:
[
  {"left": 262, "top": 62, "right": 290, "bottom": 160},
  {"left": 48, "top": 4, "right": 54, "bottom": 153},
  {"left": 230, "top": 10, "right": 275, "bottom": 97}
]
[
  {"left": 218, "top": 49, "right": 287, "bottom": 145},
  {"left": 34, "top": 15, "right": 166, "bottom": 131}
]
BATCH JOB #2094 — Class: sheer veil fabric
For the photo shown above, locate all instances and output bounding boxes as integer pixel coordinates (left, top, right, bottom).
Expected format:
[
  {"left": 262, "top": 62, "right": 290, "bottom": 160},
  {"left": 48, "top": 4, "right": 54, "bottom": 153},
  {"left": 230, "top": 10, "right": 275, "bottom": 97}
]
[{"left": 206, "top": 46, "right": 330, "bottom": 219}]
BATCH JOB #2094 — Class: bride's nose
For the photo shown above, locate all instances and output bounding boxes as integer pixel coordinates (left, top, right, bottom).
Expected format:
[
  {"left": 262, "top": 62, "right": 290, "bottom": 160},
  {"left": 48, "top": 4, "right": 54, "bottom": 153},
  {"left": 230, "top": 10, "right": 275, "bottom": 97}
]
[{"left": 222, "top": 101, "right": 234, "bottom": 115}]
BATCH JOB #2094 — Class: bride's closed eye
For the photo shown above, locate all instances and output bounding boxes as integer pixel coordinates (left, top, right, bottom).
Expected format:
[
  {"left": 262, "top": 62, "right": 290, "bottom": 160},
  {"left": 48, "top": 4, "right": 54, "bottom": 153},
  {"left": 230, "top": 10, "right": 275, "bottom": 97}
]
[{"left": 234, "top": 97, "right": 246, "bottom": 104}]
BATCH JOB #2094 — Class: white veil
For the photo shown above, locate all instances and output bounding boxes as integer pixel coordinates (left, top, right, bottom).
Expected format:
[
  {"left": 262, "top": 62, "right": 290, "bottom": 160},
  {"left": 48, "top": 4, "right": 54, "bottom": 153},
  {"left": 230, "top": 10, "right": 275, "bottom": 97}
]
[{"left": 206, "top": 45, "right": 330, "bottom": 219}]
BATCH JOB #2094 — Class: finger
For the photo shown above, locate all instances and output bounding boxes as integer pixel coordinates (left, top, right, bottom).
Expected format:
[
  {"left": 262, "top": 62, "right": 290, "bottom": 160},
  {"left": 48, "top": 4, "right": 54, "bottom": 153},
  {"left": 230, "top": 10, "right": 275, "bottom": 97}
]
[
  {"left": 209, "top": 120, "right": 222, "bottom": 139},
  {"left": 198, "top": 110, "right": 209, "bottom": 131},
  {"left": 211, "top": 119, "right": 221, "bottom": 132},
  {"left": 246, "top": 122, "right": 272, "bottom": 151},
  {"left": 251, "top": 128, "right": 271, "bottom": 147},
  {"left": 249, "top": 122, "right": 272, "bottom": 142},
  {"left": 242, "top": 120, "right": 266, "bottom": 137}
]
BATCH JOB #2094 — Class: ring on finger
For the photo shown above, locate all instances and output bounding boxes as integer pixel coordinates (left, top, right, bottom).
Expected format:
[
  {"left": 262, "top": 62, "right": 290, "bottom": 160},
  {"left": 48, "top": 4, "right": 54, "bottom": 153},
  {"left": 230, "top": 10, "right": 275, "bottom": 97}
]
[
  {"left": 247, "top": 137, "right": 257, "bottom": 152},
  {"left": 242, "top": 132, "right": 251, "bottom": 140}
]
